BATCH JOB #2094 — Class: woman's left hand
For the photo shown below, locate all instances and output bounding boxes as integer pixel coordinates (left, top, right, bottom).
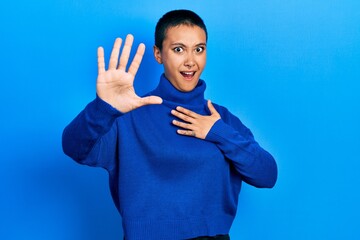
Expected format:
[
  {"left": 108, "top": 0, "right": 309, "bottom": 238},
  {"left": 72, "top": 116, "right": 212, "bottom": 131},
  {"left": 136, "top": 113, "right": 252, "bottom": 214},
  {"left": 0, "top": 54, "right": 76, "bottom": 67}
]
[{"left": 171, "top": 100, "right": 221, "bottom": 139}]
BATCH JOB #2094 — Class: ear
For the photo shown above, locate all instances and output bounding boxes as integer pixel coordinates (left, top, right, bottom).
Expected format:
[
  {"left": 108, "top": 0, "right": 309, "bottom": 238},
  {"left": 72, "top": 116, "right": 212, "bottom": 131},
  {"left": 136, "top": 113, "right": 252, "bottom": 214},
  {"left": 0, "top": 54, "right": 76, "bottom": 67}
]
[{"left": 153, "top": 45, "right": 163, "bottom": 64}]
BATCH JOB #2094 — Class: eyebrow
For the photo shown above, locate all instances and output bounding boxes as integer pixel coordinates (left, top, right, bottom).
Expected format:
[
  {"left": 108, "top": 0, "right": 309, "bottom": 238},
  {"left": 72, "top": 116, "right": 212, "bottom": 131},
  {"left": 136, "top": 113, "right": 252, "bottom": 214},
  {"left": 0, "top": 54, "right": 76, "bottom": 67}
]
[{"left": 170, "top": 42, "right": 207, "bottom": 47}]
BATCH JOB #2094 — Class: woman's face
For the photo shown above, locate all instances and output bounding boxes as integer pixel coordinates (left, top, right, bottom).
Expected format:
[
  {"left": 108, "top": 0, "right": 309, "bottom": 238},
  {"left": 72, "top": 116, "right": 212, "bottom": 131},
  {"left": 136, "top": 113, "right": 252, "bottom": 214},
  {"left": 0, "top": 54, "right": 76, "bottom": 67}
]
[{"left": 153, "top": 24, "right": 207, "bottom": 92}]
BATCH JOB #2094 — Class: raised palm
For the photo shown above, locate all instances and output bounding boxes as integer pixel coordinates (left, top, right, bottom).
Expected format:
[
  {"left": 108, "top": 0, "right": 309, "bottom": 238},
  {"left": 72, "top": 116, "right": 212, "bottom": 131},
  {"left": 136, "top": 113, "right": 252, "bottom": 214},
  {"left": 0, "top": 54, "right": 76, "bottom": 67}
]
[{"left": 96, "top": 34, "right": 162, "bottom": 113}]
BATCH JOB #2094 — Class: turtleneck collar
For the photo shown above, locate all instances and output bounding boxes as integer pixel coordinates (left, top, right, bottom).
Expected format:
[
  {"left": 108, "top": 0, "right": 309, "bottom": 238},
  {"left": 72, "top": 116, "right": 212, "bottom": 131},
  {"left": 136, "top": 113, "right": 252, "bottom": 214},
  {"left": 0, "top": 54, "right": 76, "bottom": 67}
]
[{"left": 151, "top": 74, "right": 207, "bottom": 108}]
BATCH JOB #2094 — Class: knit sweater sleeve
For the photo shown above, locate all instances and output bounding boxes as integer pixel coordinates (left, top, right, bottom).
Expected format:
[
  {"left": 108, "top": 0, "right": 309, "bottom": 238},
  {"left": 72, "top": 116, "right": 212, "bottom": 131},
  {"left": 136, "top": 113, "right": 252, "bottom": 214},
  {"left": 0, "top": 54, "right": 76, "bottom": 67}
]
[
  {"left": 205, "top": 108, "right": 277, "bottom": 188},
  {"left": 62, "top": 96, "right": 123, "bottom": 170}
]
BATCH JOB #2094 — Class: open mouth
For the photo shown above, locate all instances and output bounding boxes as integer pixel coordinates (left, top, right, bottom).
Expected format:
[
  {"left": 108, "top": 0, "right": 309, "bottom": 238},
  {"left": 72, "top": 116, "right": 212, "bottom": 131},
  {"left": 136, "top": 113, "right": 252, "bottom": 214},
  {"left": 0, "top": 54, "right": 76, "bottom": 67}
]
[{"left": 180, "top": 71, "right": 196, "bottom": 80}]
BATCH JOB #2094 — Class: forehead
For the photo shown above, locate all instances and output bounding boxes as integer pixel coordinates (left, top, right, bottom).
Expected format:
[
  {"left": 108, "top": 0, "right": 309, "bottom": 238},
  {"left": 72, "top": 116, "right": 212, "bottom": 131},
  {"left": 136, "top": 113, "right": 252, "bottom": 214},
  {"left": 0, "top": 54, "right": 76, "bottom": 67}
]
[{"left": 163, "top": 25, "right": 207, "bottom": 45}]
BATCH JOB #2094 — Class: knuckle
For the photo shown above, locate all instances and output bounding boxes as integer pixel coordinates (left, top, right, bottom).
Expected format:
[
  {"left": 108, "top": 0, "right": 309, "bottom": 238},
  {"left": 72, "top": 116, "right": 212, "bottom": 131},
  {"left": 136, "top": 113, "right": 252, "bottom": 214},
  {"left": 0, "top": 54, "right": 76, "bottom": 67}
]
[
  {"left": 183, "top": 115, "right": 191, "bottom": 122},
  {"left": 182, "top": 108, "right": 190, "bottom": 114},
  {"left": 183, "top": 122, "right": 190, "bottom": 128},
  {"left": 174, "top": 120, "right": 185, "bottom": 128}
]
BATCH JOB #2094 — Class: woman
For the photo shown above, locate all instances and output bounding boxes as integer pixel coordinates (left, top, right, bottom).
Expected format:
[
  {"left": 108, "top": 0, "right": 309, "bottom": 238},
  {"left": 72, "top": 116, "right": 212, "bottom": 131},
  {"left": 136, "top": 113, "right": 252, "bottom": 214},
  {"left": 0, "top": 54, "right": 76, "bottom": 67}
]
[{"left": 62, "top": 9, "right": 277, "bottom": 240}]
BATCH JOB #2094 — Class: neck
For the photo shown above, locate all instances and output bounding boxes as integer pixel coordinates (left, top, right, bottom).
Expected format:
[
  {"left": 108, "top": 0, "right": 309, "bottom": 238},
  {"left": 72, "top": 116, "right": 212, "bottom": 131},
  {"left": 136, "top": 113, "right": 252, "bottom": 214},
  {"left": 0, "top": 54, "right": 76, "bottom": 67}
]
[{"left": 152, "top": 74, "right": 207, "bottom": 108}]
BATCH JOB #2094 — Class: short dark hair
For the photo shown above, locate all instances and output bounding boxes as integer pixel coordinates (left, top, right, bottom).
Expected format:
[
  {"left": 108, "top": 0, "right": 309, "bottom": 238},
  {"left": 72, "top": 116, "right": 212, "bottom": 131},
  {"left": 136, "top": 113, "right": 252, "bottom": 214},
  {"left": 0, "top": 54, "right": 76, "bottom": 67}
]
[{"left": 155, "top": 9, "right": 208, "bottom": 51}]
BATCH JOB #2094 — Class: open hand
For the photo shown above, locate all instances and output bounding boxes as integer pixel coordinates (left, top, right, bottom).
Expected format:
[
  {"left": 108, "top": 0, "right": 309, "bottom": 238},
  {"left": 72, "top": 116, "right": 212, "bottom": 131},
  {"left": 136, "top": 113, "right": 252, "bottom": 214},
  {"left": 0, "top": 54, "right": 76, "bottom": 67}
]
[
  {"left": 171, "top": 100, "right": 221, "bottom": 139},
  {"left": 96, "top": 34, "right": 162, "bottom": 113}
]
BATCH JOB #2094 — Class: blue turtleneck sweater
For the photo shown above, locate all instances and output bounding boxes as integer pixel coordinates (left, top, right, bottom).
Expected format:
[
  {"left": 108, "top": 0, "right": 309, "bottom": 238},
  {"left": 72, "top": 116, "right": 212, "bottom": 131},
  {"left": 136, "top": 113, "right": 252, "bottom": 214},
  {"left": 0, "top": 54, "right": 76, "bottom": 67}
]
[{"left": 62, "top": 74, "right": 277, "bottom": 240}]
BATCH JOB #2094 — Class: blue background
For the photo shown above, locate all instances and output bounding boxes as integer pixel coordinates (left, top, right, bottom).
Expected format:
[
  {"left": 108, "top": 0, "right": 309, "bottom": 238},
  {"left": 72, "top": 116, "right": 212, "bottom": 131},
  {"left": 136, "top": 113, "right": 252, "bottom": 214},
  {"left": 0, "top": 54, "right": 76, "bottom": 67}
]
[{"left": 1, "top": 0, "right": 359, "bottom": 239}]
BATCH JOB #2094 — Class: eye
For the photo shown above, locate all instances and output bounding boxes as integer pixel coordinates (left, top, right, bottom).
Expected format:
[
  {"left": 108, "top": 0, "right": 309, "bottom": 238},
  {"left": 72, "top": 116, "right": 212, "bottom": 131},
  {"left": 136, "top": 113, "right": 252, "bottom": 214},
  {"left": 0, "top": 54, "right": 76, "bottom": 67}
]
[
  {"left": 195, "top": 46, "right": 205, "bottom": 53},
  {"left": 173, "top": 47, "right": 183, "bottom": 53}
]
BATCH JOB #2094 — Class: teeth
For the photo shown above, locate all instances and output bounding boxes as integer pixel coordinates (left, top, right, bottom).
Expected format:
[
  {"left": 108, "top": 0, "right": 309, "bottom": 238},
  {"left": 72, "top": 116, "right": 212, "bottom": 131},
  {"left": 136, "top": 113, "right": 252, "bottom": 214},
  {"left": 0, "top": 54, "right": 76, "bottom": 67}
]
[{"left": 183, "top": 72, "right": 194, "bottom": 75}]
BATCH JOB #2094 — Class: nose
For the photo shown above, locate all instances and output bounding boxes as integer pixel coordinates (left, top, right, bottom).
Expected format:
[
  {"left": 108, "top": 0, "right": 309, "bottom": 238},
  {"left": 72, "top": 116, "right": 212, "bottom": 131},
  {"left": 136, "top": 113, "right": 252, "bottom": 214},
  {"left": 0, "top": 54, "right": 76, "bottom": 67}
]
[{"left": 184, "top": 53, "right": 195, "bottom": 68}]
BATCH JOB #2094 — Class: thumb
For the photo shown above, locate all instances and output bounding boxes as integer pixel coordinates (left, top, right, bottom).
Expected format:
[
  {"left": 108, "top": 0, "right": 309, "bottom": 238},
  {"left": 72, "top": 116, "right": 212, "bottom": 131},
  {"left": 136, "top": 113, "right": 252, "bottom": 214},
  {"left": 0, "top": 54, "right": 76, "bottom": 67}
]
[
  {"left": 207, "top": 100, "right": 219, "bottom": 115},
  {"left": 140, "top": 95, "right": 163, "bottom": 106}
]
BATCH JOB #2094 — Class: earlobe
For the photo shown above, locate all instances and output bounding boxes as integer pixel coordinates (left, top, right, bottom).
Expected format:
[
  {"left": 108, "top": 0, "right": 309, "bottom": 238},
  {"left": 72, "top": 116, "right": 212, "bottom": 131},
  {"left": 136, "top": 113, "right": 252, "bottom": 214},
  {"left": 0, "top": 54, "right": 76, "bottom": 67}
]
[{"left": 153, "top": 45, "right": 163, "bottom": 64}]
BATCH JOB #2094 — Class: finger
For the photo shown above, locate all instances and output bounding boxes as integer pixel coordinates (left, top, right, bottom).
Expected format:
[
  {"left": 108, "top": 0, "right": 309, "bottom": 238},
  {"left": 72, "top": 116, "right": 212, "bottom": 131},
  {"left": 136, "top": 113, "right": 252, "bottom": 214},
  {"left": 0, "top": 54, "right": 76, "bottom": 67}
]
[
  {"left": 139, "top": 96, "right": 163, "bottom": 106},
  {"left": 172, "top": 119, "right": 192, "bottom": 130},
  {"left": 177, "top": 129, "right": 196, "bottom": 137},
  {"left": 128, "top": 43, "right": 145, "bottom": 76},
  {"left": 207, "top": 100, "right": 219, "bottom": 115},
  {"left": 175, "top": 106, "right": 199, "bottom": 118},
  {"left": 171, "top": 109, "right": 194, "bottom": 123},
  {"left": 109, "top": 38, "right": 122, "bottom": 69},
  {"left": 118, "top": 34, "right": 134, "bottom": 71},
  {"left": 97, "top": 47, "right": 105, "bottom": 74}
]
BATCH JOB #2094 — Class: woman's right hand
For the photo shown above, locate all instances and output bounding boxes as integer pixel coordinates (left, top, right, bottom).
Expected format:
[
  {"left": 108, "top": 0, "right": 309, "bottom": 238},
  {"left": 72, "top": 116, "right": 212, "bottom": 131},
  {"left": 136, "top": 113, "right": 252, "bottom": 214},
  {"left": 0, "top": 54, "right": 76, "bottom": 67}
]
[{"left": 96, "top": 34, "right": 162, "bottom": 113}]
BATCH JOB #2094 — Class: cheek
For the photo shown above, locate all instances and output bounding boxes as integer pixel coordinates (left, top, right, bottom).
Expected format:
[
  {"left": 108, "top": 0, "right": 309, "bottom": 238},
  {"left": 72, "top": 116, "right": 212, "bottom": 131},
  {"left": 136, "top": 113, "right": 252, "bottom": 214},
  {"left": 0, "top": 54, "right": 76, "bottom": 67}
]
[
  {"left": 165, "top": 57, "right": 182, "bottom": 69},
  {"left": 202, "top": 58, "right": 207, "bottom": 66},
  {"left": 163, "top": 62, "right": 178, "bottom": 76},
  {"left": 196, "top": 53, "right": 206, "bottom": 62},
  {"left": 198, "top": 57, "right": 206, "bottom": 68}
]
